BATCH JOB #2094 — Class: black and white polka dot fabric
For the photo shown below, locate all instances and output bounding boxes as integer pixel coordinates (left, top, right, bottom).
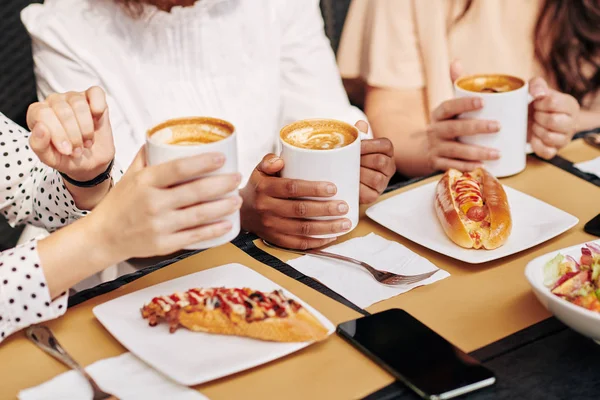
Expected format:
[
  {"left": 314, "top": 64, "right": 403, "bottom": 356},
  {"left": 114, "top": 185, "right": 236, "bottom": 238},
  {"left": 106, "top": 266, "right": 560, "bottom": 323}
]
[
  {"left": 0, "top": 240, "right": 67, "bottom": 342},
  {"left": 0, "top": 113, "right": 93, "bottom": 231},
  {"left": 0, "top": 113, "right": 121, "bottom": 343}
]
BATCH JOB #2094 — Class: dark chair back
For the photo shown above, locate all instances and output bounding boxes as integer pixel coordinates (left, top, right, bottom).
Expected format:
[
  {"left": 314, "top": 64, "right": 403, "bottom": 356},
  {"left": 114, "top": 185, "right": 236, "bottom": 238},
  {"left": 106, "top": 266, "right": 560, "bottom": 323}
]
[
  {"left": 0, "top": 0, "right": 41, "bottom": 249},
  {"left": 320, "top": 0, "right": 352, "bottom": 55},
  {"left": 0, "top": 0, "right": 42, "bottom": 128}
]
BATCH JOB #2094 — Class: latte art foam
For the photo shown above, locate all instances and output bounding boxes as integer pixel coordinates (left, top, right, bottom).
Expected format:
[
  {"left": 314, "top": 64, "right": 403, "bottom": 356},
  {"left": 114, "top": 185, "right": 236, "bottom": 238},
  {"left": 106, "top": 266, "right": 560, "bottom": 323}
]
[
  {"left": 285, "top": 127, "right": 348, "bottom": 150},
  {"left": 148, "top": 117, "right": 234, "bottom": 146}
]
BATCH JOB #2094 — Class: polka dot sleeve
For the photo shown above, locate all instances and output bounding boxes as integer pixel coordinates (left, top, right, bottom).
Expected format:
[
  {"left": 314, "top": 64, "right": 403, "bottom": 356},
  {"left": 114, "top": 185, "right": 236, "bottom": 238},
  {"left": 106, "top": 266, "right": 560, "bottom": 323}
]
[
  {"left": 0, "top": 239, "right": 67, "bottom": 343},
  {"left": 0, "top": 112, "right": 122, "bottom": 232}
]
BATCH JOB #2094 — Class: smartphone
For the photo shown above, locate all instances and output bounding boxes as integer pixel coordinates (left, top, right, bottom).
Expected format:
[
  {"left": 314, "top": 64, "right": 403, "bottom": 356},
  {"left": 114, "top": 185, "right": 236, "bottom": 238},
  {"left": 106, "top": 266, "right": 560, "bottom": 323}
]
[
  {"left": 337, "top": 309, "right": 495, "bottom": 400},
  {"left": 584, "top": 213, "right": 600, "bottom": 237}
]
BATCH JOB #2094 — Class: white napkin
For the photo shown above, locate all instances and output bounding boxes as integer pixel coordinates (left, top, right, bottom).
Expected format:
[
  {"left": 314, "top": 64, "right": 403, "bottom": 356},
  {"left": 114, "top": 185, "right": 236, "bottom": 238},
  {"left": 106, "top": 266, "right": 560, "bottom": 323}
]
[
  {"left": 19, "top": 353, "right": 207, "bottom": 400},
  {"left": 575, "top": 156, "right": 600, "bottom": 177},
  {"left": 287, "top": 233, "right": 449, "bottom": 308}
]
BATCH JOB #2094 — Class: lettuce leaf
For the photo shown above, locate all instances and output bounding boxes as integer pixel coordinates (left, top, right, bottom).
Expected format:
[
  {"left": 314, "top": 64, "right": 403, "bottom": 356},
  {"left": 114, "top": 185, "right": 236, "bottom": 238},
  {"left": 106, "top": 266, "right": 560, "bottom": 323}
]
[{"left": 544, "top": 254, "right": 565, "bottom": 287}]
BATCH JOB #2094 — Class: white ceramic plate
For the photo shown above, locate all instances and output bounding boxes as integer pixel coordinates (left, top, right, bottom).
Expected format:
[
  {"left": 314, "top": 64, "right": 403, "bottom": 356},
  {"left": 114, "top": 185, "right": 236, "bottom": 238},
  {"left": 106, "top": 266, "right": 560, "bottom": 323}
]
[
  {"left": 366, "top": 182, "right": 578, "bottom": 264},
  {"left": 525, "top": 240, "right": 600, "bottom": 343},
  {"left": 93, "top": 263, "right": 335, "bottom": 386}
]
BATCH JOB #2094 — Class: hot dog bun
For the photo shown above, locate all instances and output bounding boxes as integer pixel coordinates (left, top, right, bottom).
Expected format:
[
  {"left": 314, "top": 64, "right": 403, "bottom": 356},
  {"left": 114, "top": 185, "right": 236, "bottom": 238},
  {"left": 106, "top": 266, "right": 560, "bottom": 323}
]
[
  {"left": 434, "top": 168, "right": 512, "bottom": 249},
  {"left": 141, "top": 287, "right": 329, "bottom": 343}
]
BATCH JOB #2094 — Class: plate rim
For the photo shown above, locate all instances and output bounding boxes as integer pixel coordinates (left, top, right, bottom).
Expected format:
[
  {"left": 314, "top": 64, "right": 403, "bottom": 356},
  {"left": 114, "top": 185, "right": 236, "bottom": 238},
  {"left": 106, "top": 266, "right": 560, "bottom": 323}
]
[
  {"left": 524, "top": 239, "right": 600, "bottom": 323},
  {"left": 92, "top": 263, "right": 335, "bottom": 386},
  {"left": 366, "top": 182, "right": 579, "bottom": 264}
]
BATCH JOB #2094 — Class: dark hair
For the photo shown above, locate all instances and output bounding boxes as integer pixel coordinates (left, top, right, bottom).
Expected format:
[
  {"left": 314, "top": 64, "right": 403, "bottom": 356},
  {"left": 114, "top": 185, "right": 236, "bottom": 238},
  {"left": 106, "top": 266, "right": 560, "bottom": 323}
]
[{"left": 456, "top": 0, "right": 600, "bottom": 107}]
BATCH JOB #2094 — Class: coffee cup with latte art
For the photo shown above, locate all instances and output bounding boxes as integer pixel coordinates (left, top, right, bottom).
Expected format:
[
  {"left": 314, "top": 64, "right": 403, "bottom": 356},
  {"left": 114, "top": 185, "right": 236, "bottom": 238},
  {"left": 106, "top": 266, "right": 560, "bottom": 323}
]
[
  {"left": 455, "top": 74, "right": 533, "bottom": 177},
  {"left": 146, "top": 117, "right": 240, "bottom": 249},
  {"left": 279, "top": 119, "right": 361, "bottom": 238}
]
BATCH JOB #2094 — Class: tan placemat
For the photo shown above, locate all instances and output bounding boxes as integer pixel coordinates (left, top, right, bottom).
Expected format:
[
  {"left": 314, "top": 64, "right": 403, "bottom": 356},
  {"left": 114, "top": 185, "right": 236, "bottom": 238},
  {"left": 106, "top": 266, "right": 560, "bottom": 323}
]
[
  {"left": 256, "top": 156, "right": 599, "bottom": 352},
  {"left": 559, "top": 138, "right": 600, "bottom": 164},
  {"left": 0, "top": 244, "right": 393, "bottom": 400}
]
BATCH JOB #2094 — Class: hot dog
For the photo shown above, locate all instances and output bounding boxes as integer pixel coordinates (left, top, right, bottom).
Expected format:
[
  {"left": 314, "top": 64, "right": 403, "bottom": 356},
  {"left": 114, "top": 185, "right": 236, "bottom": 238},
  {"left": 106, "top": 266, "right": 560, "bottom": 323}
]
[{"left": 434, "top": 168, "right": 512, "bottom": 249}]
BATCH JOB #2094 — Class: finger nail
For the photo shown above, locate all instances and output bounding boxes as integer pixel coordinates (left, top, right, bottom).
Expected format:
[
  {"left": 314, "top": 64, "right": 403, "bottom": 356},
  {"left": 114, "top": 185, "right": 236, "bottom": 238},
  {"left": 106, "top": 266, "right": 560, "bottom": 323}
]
[
  {"left": 474, "top": 98, "right": 483, "bottom": 108},
  {"left": 488, "top": 121, "right": 501, "bottom": 131},
  {"left": 268, "top": 157, "right": 281, "bottom": 164},
  {"left": 231, "top": 196, "right": 242, "bottom": 206},
  {"left": 326, "top": 184, "right": 337, "bottom": 194},
  {"left": 341, "top": 220, "right": 352, "bottom": 230},
  {"left": 337, "top": 203, "right": 349, "bottom": 213},
  {"left": 84, "top": 140, "right": 93, "bottom": 148},
  {"left": 213, "top": 154, "right": 225, "bottom": 164},
  {"left": 32, "top": 125, "right": 44, "bottom": 138},
  {"left": 490, "top": 150, "right": 501, "bottom": 159},
  {"left": 73, "top": 147, "right": 83, "bottom": 158},
  {"left": 60, "top": 141, "right": 72, "bottom": 155},
  {"left": 531, "top": 86, "right": 547, "bottom": 98}
]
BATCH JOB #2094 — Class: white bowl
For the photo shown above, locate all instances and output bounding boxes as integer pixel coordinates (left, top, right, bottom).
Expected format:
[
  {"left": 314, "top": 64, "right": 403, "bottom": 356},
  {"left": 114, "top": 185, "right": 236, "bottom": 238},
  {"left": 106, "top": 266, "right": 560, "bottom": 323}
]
[{"left": 525, "top": 240, "right": 600, "bottom": 344}]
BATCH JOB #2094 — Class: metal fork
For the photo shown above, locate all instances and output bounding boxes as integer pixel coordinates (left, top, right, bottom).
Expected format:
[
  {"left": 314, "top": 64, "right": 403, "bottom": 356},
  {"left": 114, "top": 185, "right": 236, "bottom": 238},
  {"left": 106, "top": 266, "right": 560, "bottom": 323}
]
[
  {"left": 26, "top": 325, "right": 116, "bottom": 400},
  {"left": 584, "top": 133, "right": 600, "bottom": 149},
  {"left": 262, "top": 240, "right": 439, "bottom": 286}
]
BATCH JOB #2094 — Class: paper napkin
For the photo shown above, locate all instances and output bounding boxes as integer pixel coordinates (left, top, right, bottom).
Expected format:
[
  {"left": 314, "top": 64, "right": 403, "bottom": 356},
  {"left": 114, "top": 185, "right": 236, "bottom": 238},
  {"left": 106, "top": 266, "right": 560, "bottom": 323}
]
[
  {"left": 575, "top": 156, "right": 600, "bottom": 177},
  {"left": 287, "top": 233, "right": 449, "bottom": 308},
  {"left": 19, "top": 352, "right": 207, "bottom": 400}
]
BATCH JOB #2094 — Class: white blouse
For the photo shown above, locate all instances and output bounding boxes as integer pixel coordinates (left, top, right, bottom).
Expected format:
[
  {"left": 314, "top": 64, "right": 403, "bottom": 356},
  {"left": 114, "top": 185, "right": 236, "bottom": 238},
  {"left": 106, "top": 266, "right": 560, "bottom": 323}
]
[
  {"left": 22, "top": 0, "right": 367, "bottom": 184},
  {"left": 0, "top": 113, "right": 102, "bottom": 343}
]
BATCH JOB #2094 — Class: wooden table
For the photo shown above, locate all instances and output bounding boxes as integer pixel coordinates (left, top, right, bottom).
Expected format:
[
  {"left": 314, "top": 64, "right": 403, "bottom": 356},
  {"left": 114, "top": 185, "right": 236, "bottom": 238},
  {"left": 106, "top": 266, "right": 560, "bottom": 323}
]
[
  {"left": 0, "top": 244, "right": 393, "bottom": 399},
  {"left": 558, "top": 137, "right": 599, "bottom": 164},
  {"left": 2, "top": 146, "right": 599, "bottom": 399},
  {"left": 257, "top": 156, "right": 599, "bottom": 353}
]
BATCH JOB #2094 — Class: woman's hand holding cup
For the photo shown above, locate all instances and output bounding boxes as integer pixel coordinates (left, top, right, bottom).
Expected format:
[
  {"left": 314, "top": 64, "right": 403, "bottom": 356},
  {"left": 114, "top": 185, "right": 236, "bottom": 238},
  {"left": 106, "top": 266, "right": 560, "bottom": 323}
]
[
  {"left": 240, "top": 154, "right": 352, "bottom": 250},
  {"left": 528, "top": 77, "right": 580, "bottom": 160},
  {"left": 88, "top": 149, "right": 242, "bottom": 260},
  {"left": 426, "top": 97, "right": 502, "bottom": 172}
]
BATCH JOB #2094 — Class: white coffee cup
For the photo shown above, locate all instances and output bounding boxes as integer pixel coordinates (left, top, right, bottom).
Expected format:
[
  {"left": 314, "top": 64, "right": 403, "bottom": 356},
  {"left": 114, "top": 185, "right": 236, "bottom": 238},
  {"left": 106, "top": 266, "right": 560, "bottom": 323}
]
[
  {"left": 455, "top": 74, "right": 533, "bottom": 177},
  {"left": 279, "top": 119, "right": 361, "bottom": 238},
  {"left": 146, "top": 117, "right": 240, "bottom": 250}
]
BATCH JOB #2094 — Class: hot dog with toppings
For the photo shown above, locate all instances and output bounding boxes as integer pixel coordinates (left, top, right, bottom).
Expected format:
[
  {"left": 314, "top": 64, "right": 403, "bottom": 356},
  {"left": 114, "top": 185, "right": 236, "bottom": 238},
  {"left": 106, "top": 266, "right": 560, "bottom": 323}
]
[{"left": 434, "top": 168, "right": 512, "bottom": 249}]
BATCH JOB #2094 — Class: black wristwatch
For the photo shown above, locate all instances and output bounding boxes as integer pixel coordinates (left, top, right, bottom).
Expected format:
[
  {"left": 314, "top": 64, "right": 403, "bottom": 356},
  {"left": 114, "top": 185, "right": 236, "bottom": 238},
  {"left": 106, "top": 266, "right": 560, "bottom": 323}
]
[{"left": 59, "top": 159, "right": 115, "bottom": 188}]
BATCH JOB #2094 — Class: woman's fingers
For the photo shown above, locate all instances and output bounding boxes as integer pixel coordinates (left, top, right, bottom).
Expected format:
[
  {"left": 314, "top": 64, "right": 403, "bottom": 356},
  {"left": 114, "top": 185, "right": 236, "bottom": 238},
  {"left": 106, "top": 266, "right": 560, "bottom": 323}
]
[
  {"left": 144, "top": 152, "right": 227, "bottom": 188},
  {"left": 533, "top": 111, "right": 573, "bottom": 135},
  {"left": 259, "top": 197, "right": 349, "bottom": 219},
  {"left": 428, "top": 119, "right": 500, "bottom": 140},
  {"left": 166, "top": 220, "right": 235, "bottom": 252},
  {"left": 431, "top": 97, "right": 484, "bottom": 122},
  {"left": 51, "top": 100, "right": 84, "bottom": 155},
  {"left": 168, "top": 173, "right": 242, "bottom": 209},
  {"left": 29, "top": 122, "right": 59, "bottom": 167},
  {"left": 530, "top": 135, "right": 558, "bottom": 160},
  {"left": 166, "top": 196, "right": 242, "bottom": 233},
  {"left": 432, "top": 140, "right": 500, "bottom": 162},
  {"left": 430, "top": 157, "right": 484, "bottom": 173},
  {"left": 259, "top": 213, "right": 352, "bottom": 236},
  {"left": 66, "top": 92, "right": 95, "bottom": 146},
  {"left": 530, "top": 122, "right": 570, "bottom": 149}
]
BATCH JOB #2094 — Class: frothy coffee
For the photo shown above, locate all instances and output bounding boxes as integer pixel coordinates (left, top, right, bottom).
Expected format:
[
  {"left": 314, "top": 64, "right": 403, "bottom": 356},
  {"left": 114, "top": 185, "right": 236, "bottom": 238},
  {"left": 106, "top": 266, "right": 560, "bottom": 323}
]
[
  {"left": 457, "top": 74, "right": 524, "bottom": 94},
  {"left": 280, "top": 119, "right": 357, "bottom": 150},
  {"left": 148, "top": 117, "right": 233, "bottom": 146}
]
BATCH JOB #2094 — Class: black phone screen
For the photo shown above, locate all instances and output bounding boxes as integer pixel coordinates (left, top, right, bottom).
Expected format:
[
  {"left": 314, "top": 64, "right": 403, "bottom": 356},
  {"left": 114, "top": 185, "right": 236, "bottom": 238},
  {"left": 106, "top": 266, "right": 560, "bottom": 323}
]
[
  {"left": 337, "top": 309, "right": 495, "bottom": 399},
  {"left": 584, "top": 213, "right": 600, "bottom": 237}
]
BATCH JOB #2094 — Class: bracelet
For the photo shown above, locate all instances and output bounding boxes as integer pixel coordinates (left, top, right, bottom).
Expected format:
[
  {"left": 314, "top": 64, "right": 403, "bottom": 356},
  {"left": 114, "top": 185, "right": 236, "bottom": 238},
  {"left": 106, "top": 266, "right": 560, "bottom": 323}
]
[{"left": 59, "top": 159, "right": 115, "bottom": 188}]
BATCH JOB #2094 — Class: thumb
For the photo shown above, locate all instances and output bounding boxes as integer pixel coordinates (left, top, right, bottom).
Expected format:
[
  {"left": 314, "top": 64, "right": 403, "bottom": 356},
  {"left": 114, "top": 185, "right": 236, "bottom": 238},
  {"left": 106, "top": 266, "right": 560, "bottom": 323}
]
[
  {"left": 450, "top": 59, "right": 464, "bottom": 83},
  {"left": 29, "top": 122, "right": 59, "bottom": 167},
  {"left": 256, "top": 153, "right": 284, "bottom": 176},
  {"left": 529, "top": 77, "right": 549, "bottom": 99},
  {"left": 354, "top": 120, "right": 369, "bottom": 134},
  {"left": 125, "top": 146, "right": 147, "bottom": 175}
]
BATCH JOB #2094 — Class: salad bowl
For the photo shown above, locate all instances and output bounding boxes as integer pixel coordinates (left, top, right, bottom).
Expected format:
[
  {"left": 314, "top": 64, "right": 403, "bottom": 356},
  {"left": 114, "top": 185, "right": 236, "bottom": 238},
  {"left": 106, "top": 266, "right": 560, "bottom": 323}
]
[{"left": 525, "top": 240, "right": 600, "bottom": 344}]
